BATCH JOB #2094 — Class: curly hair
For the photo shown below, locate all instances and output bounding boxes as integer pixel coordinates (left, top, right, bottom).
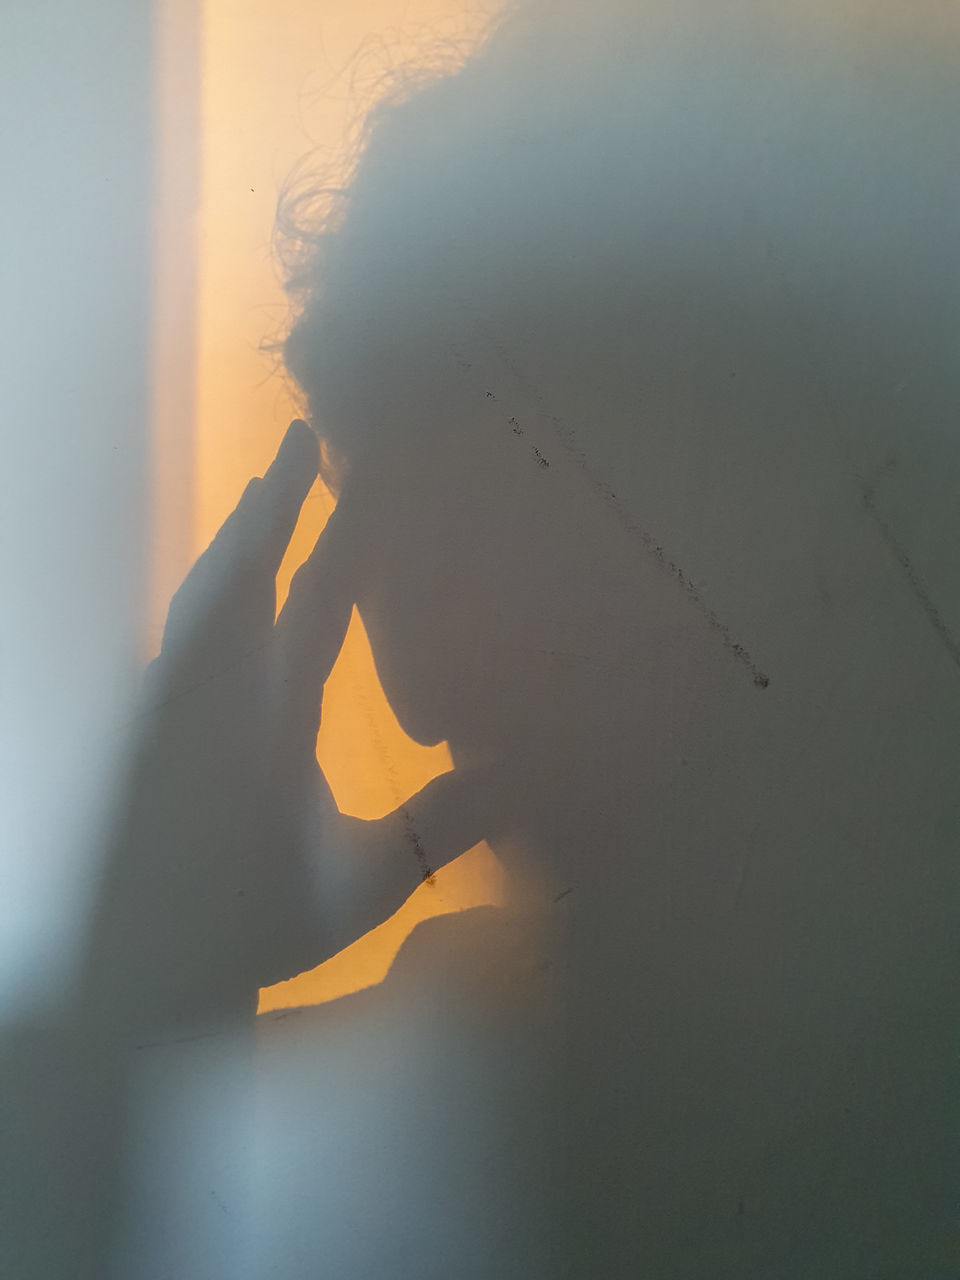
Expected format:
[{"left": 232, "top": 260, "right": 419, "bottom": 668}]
[{"left": 277, "top": 0, "right": 960, "bottom": 483}]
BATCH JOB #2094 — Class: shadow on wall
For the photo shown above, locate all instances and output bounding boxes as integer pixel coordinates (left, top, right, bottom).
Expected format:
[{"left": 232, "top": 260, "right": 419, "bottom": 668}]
[{"left": 5, "top": 1, "right": 960, "bottom": 1277}]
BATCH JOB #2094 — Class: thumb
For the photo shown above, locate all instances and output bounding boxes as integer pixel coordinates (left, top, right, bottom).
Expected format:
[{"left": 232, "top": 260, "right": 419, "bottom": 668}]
[
  {"left": 272, "top": 498, "right": 356, "bottom": 759},
  {"left": 352, "top": 767, "right": 493, "bottom": 884}
]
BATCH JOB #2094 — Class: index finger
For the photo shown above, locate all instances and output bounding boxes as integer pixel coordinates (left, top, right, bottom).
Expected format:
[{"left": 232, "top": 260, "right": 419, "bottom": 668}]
[
  {"left": 272, "top": 492, "right": 358, "bottom": 754},
  {"left": 254, "top": 419, "right": 320, "bottom": 575}
]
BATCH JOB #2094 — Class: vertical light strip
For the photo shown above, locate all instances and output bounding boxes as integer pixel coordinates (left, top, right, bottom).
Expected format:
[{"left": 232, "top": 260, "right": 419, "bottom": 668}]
[{"left": 149, "top": 0, "right": 201, "bottom": 662}]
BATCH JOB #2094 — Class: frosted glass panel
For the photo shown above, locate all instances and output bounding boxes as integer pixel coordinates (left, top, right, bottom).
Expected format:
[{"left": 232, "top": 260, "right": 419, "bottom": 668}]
[{"left": 3, "top": 3, "right": 958, "bottom": 1277}]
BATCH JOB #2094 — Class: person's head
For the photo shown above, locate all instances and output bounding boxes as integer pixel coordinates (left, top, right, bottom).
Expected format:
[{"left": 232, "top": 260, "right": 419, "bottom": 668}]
[
  {"left": 280, "top": 0, "right": 960, "bottom": 773},
  {"left": 284, "top": 0, "right": 958, "bottom": 453}
]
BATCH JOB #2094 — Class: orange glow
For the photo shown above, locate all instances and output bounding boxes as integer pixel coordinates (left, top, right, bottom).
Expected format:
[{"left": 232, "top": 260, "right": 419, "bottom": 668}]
[
  {"left": 148, "top": 0, "right": 200, "bottom": 659},
  {"left": 153, "top": 0, "right": 501, "bottom": 1012}
]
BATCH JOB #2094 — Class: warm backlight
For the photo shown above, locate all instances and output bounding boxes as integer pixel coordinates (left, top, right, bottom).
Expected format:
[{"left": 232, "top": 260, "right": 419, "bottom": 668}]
[{"left": 153, "top": 0, "right": 502, "bottom": 1012}]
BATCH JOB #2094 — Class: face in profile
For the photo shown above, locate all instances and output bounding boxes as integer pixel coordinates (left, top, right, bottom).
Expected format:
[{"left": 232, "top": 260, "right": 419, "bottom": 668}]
[{"left": 333, "top": 416, "right": 632, "bottom": 865}]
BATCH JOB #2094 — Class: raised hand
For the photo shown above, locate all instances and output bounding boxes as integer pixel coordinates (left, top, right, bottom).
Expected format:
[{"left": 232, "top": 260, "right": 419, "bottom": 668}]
[{"left": 84, "top": 422, "right": 487, "bottom": 1037}]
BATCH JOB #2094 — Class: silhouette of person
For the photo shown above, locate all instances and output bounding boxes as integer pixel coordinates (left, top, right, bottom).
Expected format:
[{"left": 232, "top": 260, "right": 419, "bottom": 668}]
[
  {"left": 266, "top": 2, "right": 960, "bottom": 1273},
  {"left": 13, "top": 2, "right": 959, "bottom": 1277},
  {"left": 50, "top": 423, "right": 494, "bottom": 1277}
]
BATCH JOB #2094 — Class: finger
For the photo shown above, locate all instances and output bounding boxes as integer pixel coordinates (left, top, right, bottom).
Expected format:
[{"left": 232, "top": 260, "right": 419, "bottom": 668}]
[
  {"left": 272, "top": 497, "right": 357, "bottom": 752},
  {"left": 356, "top": 767, "right": 493, "bottom": 882},
  {"left": 165, "top": 475, "right": 259, "bottom": 607},
  {"left": 212, "top": 421, "right": 318, "bottom": 573},
  {"left": 158, "top": 480, "right": 260, "bottom": 666},
  {"left": 276, "top": 499, "right": 354, "bottom": 660},
  {"left": 304, "top": 767, "right": 492, "bottom": 963},
  {"left": 163, "top": 417, "right": 308, "bottom": 632},
  {"left": 255, "top": 419, "right": 320, "bottom": 574},
  {"left": 313, "top": 768, "right": 493, "bottom": 958},
  {"left": 159, "top": 424, "right": 315, "bottom": 671},
  {"left": 200, "top": 420, "right": 317, "bottom": 612}
]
